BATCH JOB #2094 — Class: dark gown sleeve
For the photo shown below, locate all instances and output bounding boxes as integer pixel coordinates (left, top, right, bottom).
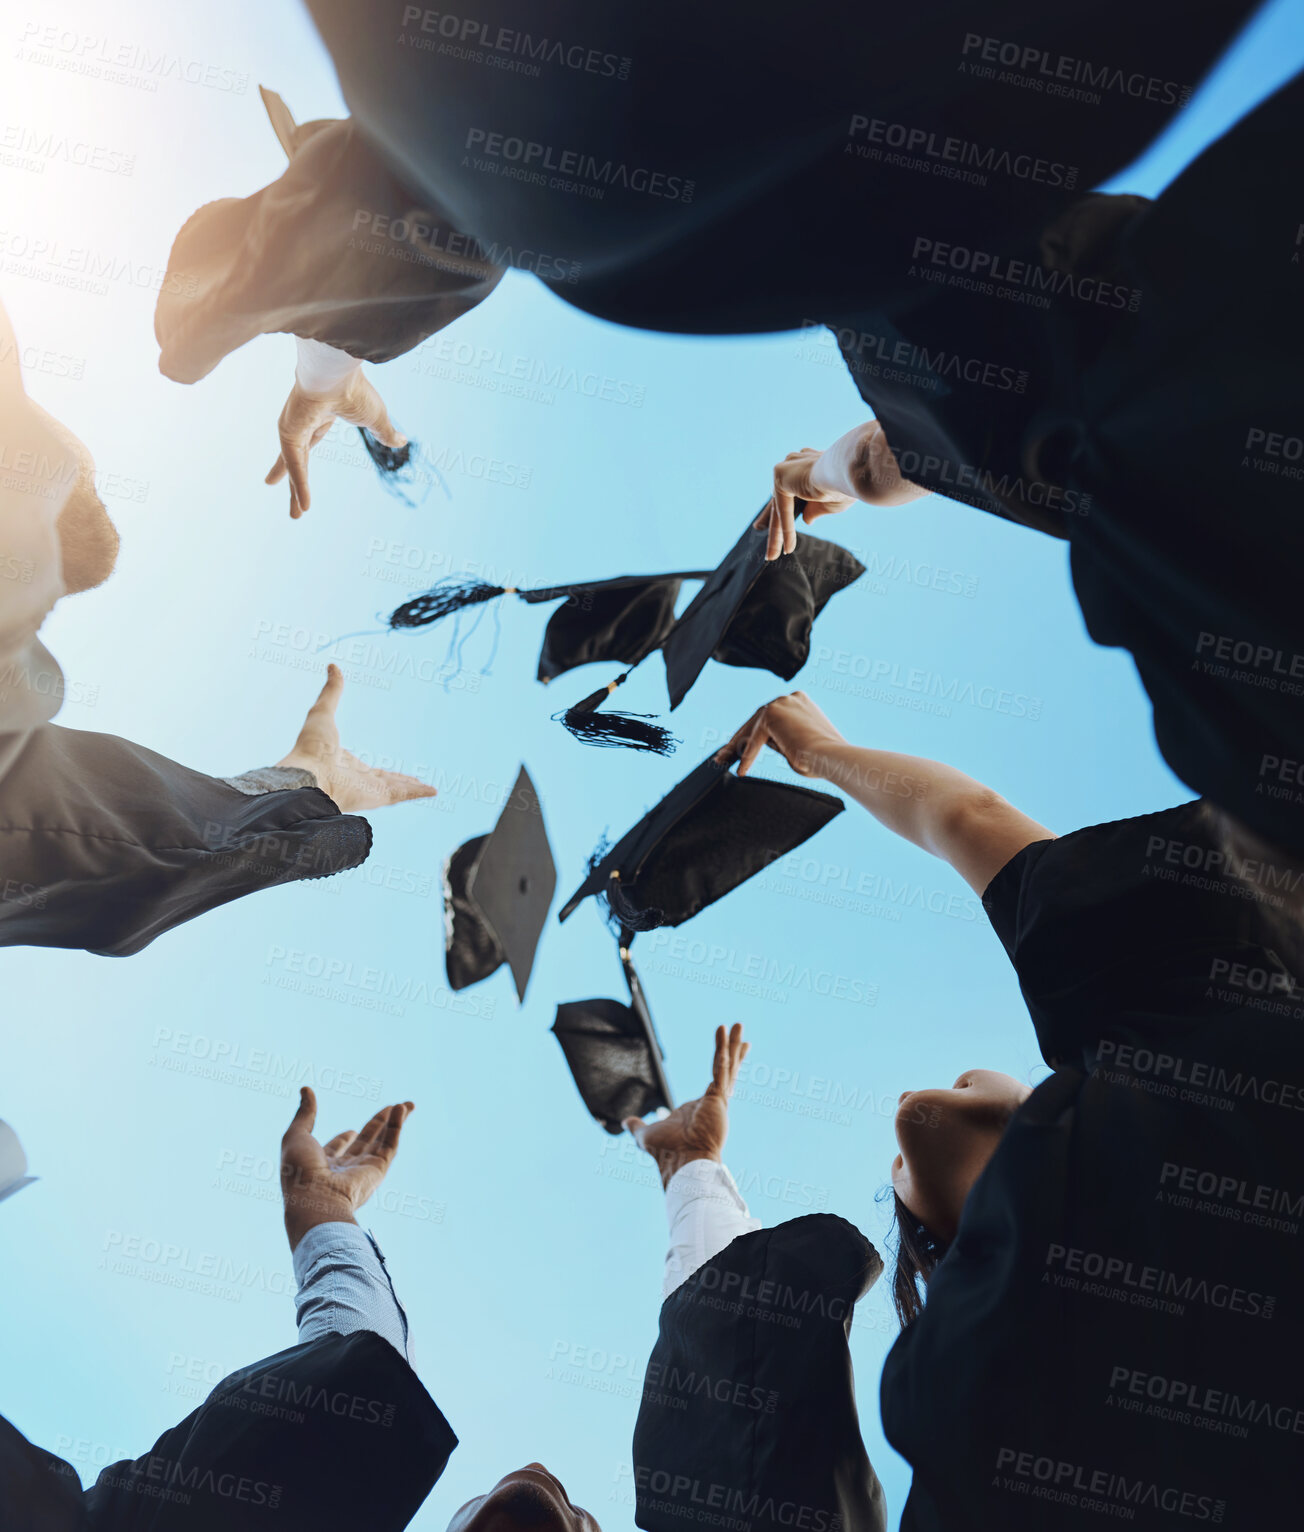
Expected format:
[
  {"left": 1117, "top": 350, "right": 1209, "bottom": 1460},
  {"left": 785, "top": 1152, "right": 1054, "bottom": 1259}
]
[
  {"left": 0, "top": 723, "right": 371, "bottom": 957},
  {"left": 154, "top": 119, "right": 503, "bottom": 383},
  {"left": 980, "top": 800, "right": 1304, "bottom": 1068},
  {"left": 634, "top": 1213, "right": 887, "bottom": 1532},
  {"left": 81, "top": 1331, "right": 456, "bottom": 1532},
  {"left": 0, "top": 1414, "right": 90, "bottom": 1532}
]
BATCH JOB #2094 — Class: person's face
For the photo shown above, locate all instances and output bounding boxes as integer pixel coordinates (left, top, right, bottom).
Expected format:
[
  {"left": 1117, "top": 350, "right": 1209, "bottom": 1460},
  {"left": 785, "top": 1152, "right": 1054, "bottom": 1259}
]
[
  {"left": 445, "top": 1463, "right": 600, "bottom": 1532},
  {"left": 891, "top": 1069, "right": 1030, "bottom": 1241},
  {"left": 26, "top": 398, "right": 119, "bottom": 594}
]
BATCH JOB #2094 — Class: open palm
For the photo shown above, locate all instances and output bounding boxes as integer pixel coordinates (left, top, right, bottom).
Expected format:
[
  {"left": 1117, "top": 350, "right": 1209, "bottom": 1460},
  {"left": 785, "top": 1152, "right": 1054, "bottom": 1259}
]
[
  {"left": 278, "top": 663, "right": 436, "bottom": 813},
  {"left": 624, "top": 1024, "right": 748, "bottom": 1186},
  {"left": 280, "top": 1087, "right": 413, "bottom": 1233}
]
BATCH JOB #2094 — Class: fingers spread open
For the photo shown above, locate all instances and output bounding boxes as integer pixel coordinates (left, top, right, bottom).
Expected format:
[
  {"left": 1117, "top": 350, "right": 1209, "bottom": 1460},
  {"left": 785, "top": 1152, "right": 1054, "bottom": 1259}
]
[{"left": 344, "top": 1104, "right": 392, "bottom": 1159}]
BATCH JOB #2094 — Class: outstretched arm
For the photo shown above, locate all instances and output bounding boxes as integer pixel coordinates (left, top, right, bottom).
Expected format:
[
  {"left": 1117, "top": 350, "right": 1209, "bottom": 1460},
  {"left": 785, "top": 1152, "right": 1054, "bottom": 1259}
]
[
  {"left": 280, "top": 1087, "right": 418, "bottom": 1362},
  {"left": 718, "top": 693, "right": 1055, "bottom": 896},
  {"left": 626, "top": 1025, "right": 761, "bottom": 1297}
]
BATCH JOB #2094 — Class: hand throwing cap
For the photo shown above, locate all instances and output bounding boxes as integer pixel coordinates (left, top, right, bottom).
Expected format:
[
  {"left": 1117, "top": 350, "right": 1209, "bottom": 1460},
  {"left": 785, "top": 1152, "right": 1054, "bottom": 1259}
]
[
  {"left": 558, "top": 755, "right": 843, "bottom": 932},
  {"left": 443, "top": 765, "right": 556, "bottom": 1001}
]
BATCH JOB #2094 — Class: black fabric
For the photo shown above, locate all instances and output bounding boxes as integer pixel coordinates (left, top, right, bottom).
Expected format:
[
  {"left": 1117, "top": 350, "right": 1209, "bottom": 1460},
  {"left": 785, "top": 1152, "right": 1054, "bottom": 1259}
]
[
  {"left": 0, "top": 725, "right": 370, "bottom": 957},
  {"left": 837, "top": 75, "right": 1304, "bottom": 850},
  {"left": 981, "top": 801, "right": 1304, "bottom": 1068},
  {"left": 442, "top": 766, "right": 556, "bottom": 1000},
  {"left": 884, "top": 805, "right": 1304, "bottom": 1529},
  {"left": 156, "top": 119, "right": 502, "bottom": 382},
  {"left": 443, "top": 833, "right": 503, "bottom": 989},
  {"left": 304, "top": 0, "right": 1252, "bottom": 338},
  {"left": 74, "top": 1330, "right": 455, "bottom": 1531},
  {"left": 713, "top": 535, "right": 866, "bottom": 680},
  {"left": 0, "top": 1415, "right": 88, "bottom": 1532},
  {"left": 553, "top": 997, "right": 669, "bottom": 1131},
  {"left": 661, "top": 522, "right": 771, "bottom": 711},
  {"left": 634, "top": 1215, "right": 887, "bottom": 1532},
  {"left": 534, "top": 577, "right": 686, "bottom": 683},
  {"left": 559, "top": 756, "right": 843, "bottom": 927}
]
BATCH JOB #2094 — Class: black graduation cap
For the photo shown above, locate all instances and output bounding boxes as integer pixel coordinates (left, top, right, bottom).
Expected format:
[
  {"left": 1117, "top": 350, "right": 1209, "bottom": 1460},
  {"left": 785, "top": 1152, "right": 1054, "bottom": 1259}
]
[
  {"left": 558, "top": 754, "right": 844, "bottom": 934},
  {"left": 389, "top": 516, "right": 864, "bottom": 753},
  {"left": 443, "top": 765, "right": 556, "bottom": 1002},
  {"left": 553, "top": 946, "right": 673, "bottom": 1133}
]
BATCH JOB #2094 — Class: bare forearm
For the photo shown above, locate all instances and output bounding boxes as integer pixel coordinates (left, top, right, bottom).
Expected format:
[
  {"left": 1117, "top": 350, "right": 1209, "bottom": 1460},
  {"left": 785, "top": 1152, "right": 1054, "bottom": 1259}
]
[{"left": 812, "top": 742, "right": 1000, "bottom": 861}]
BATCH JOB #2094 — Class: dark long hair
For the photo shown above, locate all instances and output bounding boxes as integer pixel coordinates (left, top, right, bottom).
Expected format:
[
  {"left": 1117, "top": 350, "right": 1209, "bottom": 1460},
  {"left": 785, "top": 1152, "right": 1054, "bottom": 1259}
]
[{"left": 877, "top": 1186, "right": 951, "bottom": 1328}]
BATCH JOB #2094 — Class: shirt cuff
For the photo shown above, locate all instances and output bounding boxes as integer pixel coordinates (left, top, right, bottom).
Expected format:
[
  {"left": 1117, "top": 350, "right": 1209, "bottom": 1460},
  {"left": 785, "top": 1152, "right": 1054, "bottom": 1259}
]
[
  {"left": 220, "top": 764, "right": 319, "bottom": 796},
  {"left": 662, "top": 1160, "right": 761, "bottom": 1300},
  {"left": 295, "top": 335, "right": 362, "bottom": 396},
  {"left": 808, "top": 424, "right": 867, "bottom": 499},
  {"left": 292, "top": 1220, "right": 413, "bottom": 1365},
  {"left": 291, "top": 1219, "right": 379, "bottom": 1286}
]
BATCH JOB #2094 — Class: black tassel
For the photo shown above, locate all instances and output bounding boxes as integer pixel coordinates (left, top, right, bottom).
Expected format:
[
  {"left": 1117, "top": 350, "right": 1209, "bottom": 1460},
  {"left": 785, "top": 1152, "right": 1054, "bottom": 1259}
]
[
  {"left": 556, "top": 671, "right": 677, "bottom": 755},
  {"left": 559, "top": 707, "right": 678, "bottom": 755},
  {"left": 390, "top": 579, "right": 508, "bottom": 630},
  {"left": 358, "top": 426, "right": 414, "bottom": 475},
  {"left": 358, "top": 427, "right": 422, "bottom": 507}
]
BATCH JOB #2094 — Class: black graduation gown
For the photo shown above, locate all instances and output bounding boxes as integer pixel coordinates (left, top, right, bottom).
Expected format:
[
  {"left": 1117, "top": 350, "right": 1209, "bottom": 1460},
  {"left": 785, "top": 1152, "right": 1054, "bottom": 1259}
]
[
  {"left": 154, "top": 0, "right": 1253, "bottom": 368},
  {"left": 834, "top": 73, "right": 1304, "bottom": 851},
  {"left": 633, "top": 1213, "right": 888, "bottom": 1532},
  {"left": 0, "top": 724, "right": 370, "bottom": 955},
  {"left": 2, "top": 1331, "right": 456, "bottom": 1532},
  {"left": 883, "top": 802, "right": 1304, "bottom": 1528}
]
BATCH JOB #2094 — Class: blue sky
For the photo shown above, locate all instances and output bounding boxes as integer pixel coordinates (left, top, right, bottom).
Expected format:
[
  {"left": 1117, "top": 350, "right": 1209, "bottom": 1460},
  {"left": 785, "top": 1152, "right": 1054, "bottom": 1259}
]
[{"left": 2, "top": 2, "right": 1301, "bottom": 1526}]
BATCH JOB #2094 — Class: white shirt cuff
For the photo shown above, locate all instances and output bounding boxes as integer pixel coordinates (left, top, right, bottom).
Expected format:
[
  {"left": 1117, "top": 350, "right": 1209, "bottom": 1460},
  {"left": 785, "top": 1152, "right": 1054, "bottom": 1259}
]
[
  {"left": 295, "top": 336, "right": 361, "bottom": 396},
  {"left": 662, "top": 1160, "right": 761, "bottom": 1300},
  {"left": 808, "top": 424, "right": 867, "bottom": 499}
]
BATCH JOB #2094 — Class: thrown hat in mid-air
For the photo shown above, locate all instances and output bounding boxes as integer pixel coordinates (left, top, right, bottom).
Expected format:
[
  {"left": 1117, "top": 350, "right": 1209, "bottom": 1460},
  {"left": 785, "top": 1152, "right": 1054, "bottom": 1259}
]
[
  {"left": 558, "top": 754, "right": 844, "bottom": 934},
  {"left": 0, "top": 1120, "right": 35, "bottom": 1204},
  {"left": 553, "top": 946, "right": 673, "bottom": 1133},
  {"left": 443, "top": 766, "right": 556, "bottom": 1002},
  {"left": 389, "top": 517, "right": 865, "bottom": 752}
]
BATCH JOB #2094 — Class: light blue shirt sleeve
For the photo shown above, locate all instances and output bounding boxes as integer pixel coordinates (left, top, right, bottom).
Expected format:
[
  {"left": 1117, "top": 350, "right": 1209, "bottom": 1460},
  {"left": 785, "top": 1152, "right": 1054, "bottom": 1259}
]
[{"left": 292, "top": 1220, "right": 413, "bottom": 1365}]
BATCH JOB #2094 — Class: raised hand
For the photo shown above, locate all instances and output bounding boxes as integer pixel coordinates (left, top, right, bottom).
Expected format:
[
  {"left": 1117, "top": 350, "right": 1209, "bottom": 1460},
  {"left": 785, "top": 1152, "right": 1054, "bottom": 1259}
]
[
  {"left": 624, "top": 1024, "right": 749, "bottom": 1189},
  {"left": 715, "top": 691, "right": 847, "bottom": 779},
  {"left": 280, "top": 1087, "right": 415, "bottom": 1250},
  {"left": 266, "top": 368, "right": 406, "bottom": 519},
  {"left": 754, "top": 447, "right": 857, "bottom": 561},
  {"left": 277, "top": 663, "right": 436, "bottom": 812}
]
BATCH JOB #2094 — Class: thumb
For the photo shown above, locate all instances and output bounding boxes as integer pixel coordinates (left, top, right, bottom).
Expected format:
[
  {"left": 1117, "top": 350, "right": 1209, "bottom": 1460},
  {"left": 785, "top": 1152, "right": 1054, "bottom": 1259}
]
[
  {"left": 286, "top": 1086, "right": 317, "bottom": 1138},
  {"left": 309, "top": 663, "right": 345, "bottom": 717},
  {"left": 622, "top": 1115, "right": 647, "bottom": 1146},
  {"left": 372, "top": 417, "right": 408, "bottom": 450}
]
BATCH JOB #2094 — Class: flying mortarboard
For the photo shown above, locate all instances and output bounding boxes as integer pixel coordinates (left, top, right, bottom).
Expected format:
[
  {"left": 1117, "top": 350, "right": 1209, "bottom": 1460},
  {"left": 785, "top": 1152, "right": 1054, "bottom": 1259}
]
[
  {"left": 558, "top": 754, "right": 845, "bottom": 935},
  {"left": 0, "top": 1120, "right": 36, "bottom": 1204},
  {"left": 553, "top": 946, "right": 673, "bottom": 1133},
  {"left": 390, "top": 517, "right": 865, "bottom": 753},
  {"left": 443, "top": 765, "right": 556, "bottom": 1002}
]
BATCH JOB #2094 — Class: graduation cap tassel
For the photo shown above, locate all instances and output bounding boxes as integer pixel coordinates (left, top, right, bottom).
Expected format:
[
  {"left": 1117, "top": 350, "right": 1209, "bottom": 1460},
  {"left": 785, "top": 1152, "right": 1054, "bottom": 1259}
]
[
  {"left": 557, "top": 672, "right": 678, "bottom": 756},
  {"left": 389, "top": 578, "right": 512, "bottom": 630},
  {"left": 358, "top": 426, "right": 414, "bottom": 476}
]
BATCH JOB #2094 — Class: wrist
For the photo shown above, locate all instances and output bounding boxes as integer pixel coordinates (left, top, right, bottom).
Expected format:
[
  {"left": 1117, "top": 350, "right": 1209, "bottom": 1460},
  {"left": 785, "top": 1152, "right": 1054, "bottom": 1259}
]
[
  {"left": 791, "top": 732, "right": 850, "bottom": 782},
  {"left": 283, "top": 1189, "right": 358, "bottom": 1252},
  {"left": 654, "top": 1149, "right": 720, "bottom": 1192}
]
